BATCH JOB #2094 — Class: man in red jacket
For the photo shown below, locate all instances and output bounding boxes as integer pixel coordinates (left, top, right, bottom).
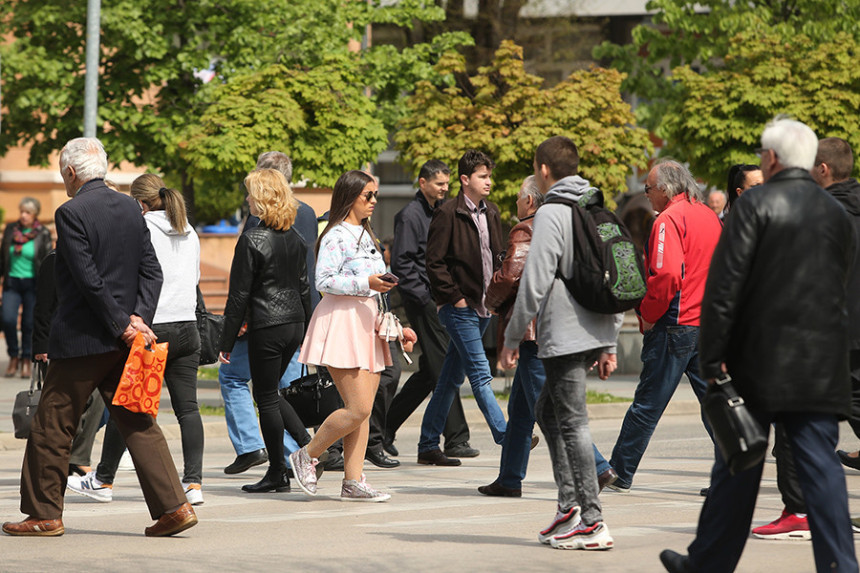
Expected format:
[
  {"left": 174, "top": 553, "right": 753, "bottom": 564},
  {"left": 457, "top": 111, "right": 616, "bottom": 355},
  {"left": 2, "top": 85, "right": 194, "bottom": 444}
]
[{"left": 603, "top": 159, "right": 723, "bottom": 493}]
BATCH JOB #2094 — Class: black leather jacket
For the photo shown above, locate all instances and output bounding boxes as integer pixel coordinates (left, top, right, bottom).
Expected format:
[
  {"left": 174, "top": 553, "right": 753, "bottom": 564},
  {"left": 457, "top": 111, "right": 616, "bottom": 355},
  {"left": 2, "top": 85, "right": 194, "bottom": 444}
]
[
  {"left": 700, "top": 168, "right": 856, "bottom": 417},
  {"left": 220, "top": 225, "right": 311, "bottom": 352}
]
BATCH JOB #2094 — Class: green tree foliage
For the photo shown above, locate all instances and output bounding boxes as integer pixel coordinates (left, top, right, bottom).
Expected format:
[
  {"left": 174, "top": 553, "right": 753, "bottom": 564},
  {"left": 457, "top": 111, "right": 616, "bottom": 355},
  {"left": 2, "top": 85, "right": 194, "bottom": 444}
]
[
  {"left": 0, "top": 0, "right": 468, "bottom": 222},
  {"left": 661, "top": 31, "right": 860, "bottom": 185},
  {"left": 594, "top": 0, "right": 860, "bottom": 130},
  {"left": 396, "top": 41, "right": 652, "bottom": 218}
]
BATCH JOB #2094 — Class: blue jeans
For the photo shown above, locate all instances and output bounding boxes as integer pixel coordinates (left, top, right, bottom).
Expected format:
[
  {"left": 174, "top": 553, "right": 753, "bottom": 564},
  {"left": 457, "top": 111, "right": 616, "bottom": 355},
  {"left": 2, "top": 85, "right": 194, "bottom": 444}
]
[
  {"left": 608, "top": 324, "right": 710, "bottom": 489},
  {"left": 419, "top": 304, "right": 506, "bottom": 452},
  {"left": 2, "top": 276, "right": 36, "bottom": 358},
  {"left": 219, "top": 339, "right": 301, "bottom": 459},
  {"left": 497, "top": 342, "right": 609, "bottom": 488}
]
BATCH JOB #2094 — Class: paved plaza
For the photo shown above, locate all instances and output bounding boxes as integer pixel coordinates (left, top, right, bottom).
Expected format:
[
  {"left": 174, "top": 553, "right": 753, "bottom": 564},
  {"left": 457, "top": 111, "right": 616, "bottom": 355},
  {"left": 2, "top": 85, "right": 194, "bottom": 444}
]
[{"left": 1, "top": 374, "right": 859, "bottom": 572}]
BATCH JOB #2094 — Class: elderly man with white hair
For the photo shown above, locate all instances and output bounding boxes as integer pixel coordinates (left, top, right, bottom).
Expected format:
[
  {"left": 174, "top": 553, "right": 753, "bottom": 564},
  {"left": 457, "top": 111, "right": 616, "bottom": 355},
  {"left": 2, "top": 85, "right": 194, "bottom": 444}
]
[
  {"left": 660, "top": 118, "right": 858, "bottom": 572},
  {"left": 602, "top": 159, "right": 723, "bottom": 495},
  {"left": 2, "top": 137, "right": 197, "bottom": 538}
]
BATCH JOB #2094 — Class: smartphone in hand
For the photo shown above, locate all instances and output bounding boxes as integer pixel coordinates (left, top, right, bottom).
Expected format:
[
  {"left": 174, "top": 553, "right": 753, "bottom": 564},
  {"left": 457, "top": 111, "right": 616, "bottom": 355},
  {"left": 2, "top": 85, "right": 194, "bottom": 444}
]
[{"left": 379, "top": 272, "right": 400, "bottom": 284}]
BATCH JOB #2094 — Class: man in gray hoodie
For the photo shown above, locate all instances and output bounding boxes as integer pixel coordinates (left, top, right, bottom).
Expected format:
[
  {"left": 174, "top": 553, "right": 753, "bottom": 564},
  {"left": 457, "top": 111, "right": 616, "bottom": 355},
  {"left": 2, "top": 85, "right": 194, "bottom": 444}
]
[{"left": 501, "top": 136, "right": 622, "bottom": 551}]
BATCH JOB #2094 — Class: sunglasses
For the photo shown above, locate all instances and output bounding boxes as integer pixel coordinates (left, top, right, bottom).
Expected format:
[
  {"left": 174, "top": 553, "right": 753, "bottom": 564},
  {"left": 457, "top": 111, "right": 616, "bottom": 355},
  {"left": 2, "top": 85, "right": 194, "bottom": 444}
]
[{"left": 363, "top": 191, "right": 379, "bottom": 201}]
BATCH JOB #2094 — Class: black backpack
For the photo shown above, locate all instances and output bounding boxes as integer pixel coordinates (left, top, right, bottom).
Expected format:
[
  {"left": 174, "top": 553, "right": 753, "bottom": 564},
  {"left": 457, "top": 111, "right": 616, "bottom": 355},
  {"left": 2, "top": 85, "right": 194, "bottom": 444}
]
[{"left": 545, "top": 188, "right": 646, "bottom": 314}]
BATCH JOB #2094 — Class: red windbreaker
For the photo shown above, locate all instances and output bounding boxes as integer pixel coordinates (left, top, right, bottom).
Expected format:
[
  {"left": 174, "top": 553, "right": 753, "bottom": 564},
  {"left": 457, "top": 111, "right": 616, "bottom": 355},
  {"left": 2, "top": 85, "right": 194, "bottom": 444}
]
[{"left": 638, "top": 194, "right": 723, "bottom": 328}]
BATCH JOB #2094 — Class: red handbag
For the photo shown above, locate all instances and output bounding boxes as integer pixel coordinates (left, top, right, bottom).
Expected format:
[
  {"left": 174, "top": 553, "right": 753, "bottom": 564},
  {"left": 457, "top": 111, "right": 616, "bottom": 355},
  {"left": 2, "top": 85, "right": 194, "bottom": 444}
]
[{"left": 112, "top": 332, "right": 169, "bottom": 417}]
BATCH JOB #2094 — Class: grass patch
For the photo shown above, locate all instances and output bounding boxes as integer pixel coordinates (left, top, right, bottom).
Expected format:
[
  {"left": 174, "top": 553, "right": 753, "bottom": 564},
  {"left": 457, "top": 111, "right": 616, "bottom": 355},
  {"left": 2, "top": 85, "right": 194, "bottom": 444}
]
[
  {"left": 199, "top": 404, "right": 226, "bottom": 416},
  {"left": 198, "top": 366, "right": 220, "bottom": 380},
  {"left": 585, "top": 390, "right": 632, "bottom": 404}
]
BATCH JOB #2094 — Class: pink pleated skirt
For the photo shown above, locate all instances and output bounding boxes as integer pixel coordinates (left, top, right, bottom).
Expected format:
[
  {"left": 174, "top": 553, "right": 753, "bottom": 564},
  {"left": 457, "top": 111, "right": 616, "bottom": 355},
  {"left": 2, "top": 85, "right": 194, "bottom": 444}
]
[{"left": 299, "top": 294, "right": 392, "bottom": 373}]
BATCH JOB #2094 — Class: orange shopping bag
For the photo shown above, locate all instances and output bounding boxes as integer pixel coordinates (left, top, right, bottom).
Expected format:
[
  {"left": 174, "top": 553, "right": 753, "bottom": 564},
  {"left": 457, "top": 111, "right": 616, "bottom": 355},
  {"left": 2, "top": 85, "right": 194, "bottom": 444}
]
[{"left": 112, "top": 332, "right": 169, "bottom": 417}]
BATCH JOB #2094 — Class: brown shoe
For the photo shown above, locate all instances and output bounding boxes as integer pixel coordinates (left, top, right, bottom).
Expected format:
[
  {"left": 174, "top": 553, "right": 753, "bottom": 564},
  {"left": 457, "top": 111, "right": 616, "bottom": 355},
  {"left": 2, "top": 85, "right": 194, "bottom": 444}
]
[
  {"left": 478, "top": 481, "right": 522, "bottom": 497},
  {"left": 144, "top": 502, "right": 197, "bottom": 537},
  {"left": 417, "top": 448, "right": 461, "bottom": 466},
  {"left": 4, "top": 356, "right": 19, "bottom": 378},
  {"left": 598, "top": 468, "right": 619, "bottom": 493},
  {"left": 21, "top": 360, "right": 31, "bottom": 379},
  {"left": 2, "top": 517, "right": 64, "bottom": 536}
]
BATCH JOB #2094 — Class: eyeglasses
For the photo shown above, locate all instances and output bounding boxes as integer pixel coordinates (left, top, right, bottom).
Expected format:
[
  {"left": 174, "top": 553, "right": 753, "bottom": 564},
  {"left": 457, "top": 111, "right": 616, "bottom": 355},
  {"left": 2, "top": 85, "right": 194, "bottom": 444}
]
[
  {"left": 644, "top": 183, "right": 655, "bottom": 193},
  {"left": 363, "top": 191, "right": 379, "bottom": 201},
  {"left": 755, "top": 147, "right": 771, "bottom": 158}
]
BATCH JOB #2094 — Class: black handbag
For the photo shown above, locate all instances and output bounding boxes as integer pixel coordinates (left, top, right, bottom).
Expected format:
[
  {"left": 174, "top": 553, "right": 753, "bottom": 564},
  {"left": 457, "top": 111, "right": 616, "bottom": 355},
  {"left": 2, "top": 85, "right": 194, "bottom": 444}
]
[
  {"left": 196, "top": 286, "right": 225, "bottom": 365},
  {"left": 280, "top": 365, "right": 342, "bottom": 427},
  {"left": 12, "top": 361, "right": 46, "bottom": 439},
  {"left": 702, "top": 373, "right": 768, "bottom": 475}
]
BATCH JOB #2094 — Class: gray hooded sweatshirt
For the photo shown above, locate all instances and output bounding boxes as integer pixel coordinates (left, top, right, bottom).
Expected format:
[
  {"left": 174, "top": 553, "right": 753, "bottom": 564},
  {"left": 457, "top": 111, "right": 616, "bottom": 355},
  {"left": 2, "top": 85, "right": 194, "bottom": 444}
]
[{"left": 504, "top": 175, "right": 622, "bottom": 358}]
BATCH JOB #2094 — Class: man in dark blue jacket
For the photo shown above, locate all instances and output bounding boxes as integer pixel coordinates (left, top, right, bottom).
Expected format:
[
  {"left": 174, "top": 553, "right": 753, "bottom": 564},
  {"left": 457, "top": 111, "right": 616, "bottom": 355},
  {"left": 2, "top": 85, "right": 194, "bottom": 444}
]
[
  {"left": 3, "top": 137, "right": 195, "bottom": 538},
  {"left": 385, "top": 160, "right": 474, "bottom": 461}
]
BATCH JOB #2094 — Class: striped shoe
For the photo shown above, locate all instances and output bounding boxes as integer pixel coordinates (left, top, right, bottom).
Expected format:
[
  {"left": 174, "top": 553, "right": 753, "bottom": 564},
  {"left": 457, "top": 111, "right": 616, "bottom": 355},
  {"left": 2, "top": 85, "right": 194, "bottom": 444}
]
[{"left": 550, "top": 521, "right": 614, "bottom": 551}]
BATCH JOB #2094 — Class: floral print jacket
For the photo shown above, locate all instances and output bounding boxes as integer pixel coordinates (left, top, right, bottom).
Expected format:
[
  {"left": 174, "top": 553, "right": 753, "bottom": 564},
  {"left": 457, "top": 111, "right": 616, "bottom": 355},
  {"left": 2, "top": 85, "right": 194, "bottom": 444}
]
[{"left": 315, "top": 222, "right": 384, "bottom": 296}]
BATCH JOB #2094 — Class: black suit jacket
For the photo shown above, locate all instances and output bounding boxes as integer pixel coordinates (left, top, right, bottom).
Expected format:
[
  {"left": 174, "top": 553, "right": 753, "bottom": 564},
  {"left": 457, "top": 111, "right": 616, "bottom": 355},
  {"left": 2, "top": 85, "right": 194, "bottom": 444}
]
[{"left": 49, "top": 179, "right": 163, "bottom": 359}]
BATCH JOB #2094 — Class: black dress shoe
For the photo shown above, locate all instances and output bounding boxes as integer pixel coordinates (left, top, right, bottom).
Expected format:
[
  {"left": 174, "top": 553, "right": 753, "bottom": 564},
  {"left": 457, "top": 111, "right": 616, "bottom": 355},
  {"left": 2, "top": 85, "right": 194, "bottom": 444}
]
[
  {"left": 478, "top": 481, "right": 522, "bottom": 497},
  {"left": 382, "top": 432, "right": 399, "bottom": 457},
  {"left": 418, "top": 448, "right": 462, "bottom": 466},
  {"left": 659, "top": 549, "right": 694, "bottom": 573},
  {"left": 224, "top": 449, "right": 268, "bottom": 475},
  {"left": 366, "top": 449, "right": 401, "bottom": 468},
  {"left": 838, "top": 450, "right": 860, "bottom": 471},
  {"left": 242, "top": 469, "right": 290, "bottom": 493},
  {"left": 444, "top": 442, "right": 480, "bottom": 458}
]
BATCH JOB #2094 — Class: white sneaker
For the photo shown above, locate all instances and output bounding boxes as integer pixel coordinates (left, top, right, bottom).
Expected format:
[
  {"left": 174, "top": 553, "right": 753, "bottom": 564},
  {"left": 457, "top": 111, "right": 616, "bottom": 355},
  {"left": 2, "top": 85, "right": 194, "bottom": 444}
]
[
  {"left": 550, "top": 521, "right": 614, "bottom": 550},
  {"left": 538, "top": 506, "right": 581, "bottom": 544},
  {"left": 118, "top": 450, "right": 134, "bottom": 471},
  {"left": 66, "top": 471, "right": 113, "bottom": 502},
  {"left": 183, "top": 482, "right": 204, "bottom": 506}
]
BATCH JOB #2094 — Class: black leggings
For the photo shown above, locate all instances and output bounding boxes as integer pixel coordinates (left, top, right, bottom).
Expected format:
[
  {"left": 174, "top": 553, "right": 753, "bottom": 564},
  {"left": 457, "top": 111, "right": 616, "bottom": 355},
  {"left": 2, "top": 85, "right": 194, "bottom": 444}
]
[{"left": 248, "top": 322, "right": 308, "bottom": 473}]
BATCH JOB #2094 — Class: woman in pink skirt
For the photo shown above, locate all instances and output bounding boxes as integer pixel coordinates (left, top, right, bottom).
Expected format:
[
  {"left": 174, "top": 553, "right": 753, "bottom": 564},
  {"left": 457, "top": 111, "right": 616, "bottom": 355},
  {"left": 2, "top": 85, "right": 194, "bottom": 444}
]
[{"left": 293, "top": 170, "right": 415, "bottom": 502}]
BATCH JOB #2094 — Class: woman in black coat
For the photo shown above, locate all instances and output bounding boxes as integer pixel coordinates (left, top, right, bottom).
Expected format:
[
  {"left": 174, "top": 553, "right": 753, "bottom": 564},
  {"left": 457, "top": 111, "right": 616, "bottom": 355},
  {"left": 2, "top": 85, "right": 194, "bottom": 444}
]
[{"left": 219, "top": 169, "right": 313, "bottom": 493}]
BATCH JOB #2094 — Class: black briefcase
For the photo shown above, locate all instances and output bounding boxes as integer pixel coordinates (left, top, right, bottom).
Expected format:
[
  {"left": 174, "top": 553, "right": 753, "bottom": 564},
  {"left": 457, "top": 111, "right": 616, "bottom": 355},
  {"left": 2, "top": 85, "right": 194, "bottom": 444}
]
[
  {"left": 12, "top": 361, "right": 46, "bottom": 439},
  {"left": 280, "top": 366, "right": 342, "bottom": 427},
  {"left": 702, "top": 373, "right": 768, "bottom": 475}
]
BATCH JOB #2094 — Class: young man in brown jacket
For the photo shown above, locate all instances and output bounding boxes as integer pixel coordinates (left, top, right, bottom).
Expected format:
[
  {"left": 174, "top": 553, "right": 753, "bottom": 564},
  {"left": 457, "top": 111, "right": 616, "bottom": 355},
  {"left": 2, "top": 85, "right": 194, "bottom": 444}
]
[{"left": 417, "top": 150, "right": 507, "bottom": 466}]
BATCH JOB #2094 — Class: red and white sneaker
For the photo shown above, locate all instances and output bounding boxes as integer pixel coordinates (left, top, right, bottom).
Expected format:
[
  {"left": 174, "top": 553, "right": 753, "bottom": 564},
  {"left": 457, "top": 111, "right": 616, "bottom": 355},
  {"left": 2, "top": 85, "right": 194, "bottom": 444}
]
[
  {"left": 538, "top": 505, "right": 581, "bottom": 544},
  {"left": 550, "top": 521, "right": 614, "bottom": 550},
  {"left": 752, "top": 509, "right": 811, "bottom": 540}
]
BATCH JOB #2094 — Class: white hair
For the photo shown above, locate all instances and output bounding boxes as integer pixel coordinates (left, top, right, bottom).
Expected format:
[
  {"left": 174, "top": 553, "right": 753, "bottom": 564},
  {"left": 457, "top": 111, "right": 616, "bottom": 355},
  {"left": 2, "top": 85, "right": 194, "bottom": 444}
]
[
  {"left": 519, "top": 175, "right": 544, "bottom": 208},
  {"left": 761, "top": 117, "right": 818, "bottom": 170},
  {"left": 60, "top": 137, "right": 108, "bottom": 182},
  {"left": 653, "top": 159, "right": 703, "bottom": 202}
]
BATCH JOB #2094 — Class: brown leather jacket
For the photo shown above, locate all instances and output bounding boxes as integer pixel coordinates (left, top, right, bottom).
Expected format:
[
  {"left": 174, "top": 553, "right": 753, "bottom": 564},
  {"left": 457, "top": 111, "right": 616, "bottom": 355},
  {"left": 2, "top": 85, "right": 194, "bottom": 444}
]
[{"left": 486, "top": 216, "right": 536, "bottom": 349}]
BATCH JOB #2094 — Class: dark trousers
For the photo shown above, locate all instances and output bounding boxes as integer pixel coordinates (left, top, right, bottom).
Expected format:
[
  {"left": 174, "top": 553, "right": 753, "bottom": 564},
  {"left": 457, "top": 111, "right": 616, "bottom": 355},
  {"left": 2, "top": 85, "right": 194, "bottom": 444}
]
[
  {"left": 69, "top": 390, "right": 105, "bottom": 467},
  {"left": 385, "top": 297, "right": 470, "bottom": 447},
  {"left": 247, "top": 322, "right": 308, "bottom": 474},
  {"left": 2, "top": 276, "right": 36, "bottom": 358},
  {"left": 21, "top": 350, "right": 186, "bottom": 520},
  {"left": 97, "top": 321, "right": 205, "bottom": 484},
  {"left": 368, "top": 341, "right": 401, "bottom": 452},
  {"left": 772, "top": 349, "right": 860, "bottom": 515},
  {"left": 688, "top": 411, "right": 857, "bottom": 573}
]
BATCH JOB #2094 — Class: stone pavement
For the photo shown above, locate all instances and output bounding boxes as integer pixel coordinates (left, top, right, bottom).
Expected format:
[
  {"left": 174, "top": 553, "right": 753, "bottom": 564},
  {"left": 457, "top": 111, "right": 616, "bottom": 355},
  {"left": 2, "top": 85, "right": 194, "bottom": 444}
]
[{"left": 1, "top": 368, "right": 859, "bottom": 571}]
